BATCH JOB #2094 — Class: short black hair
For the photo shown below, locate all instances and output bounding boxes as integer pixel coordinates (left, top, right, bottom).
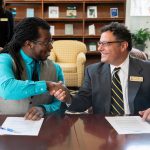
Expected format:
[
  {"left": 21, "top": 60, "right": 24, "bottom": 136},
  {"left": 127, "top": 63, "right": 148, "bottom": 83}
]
[
  {"left": 100, "top": 22, "right": 132, "bottom": 51},
  {"left": 1, "top": 17, "right": 50, "bottom": 79}
]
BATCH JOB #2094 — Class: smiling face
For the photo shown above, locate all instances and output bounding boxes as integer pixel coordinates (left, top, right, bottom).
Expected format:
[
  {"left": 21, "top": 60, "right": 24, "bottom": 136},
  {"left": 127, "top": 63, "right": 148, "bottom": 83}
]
[
  {"left": 26, "top": 28, "right": 53, "bottom": 61},
  {"left": 98, "top": 31, "right": 129, "bottom": 66}
]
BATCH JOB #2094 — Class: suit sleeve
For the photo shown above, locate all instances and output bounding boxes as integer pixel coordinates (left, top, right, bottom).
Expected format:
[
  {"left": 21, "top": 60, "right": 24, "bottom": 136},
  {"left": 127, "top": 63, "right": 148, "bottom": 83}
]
[{"left": 68, "top": 67, "right": 92, "bottom": 112}]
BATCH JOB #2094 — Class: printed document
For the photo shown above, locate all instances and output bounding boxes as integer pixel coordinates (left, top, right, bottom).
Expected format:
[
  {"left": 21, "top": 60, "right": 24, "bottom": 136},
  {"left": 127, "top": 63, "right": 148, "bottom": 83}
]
[
  {"left": 105, "top": 116, "right": 150, "bottom": 134},
  {"left": 0, "top": 117, "right": 44, "bottom": 136}
]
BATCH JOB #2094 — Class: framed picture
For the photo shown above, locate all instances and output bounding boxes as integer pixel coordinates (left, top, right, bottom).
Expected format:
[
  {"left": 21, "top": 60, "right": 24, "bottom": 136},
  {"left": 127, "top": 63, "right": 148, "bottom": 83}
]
[
  {"left": 110, "top": 8, "right": 118, "bottom": 18},
  {"left": 48, "top": 6, "right": 59, "bottom": 18},
  {"left": 88, "top": 42, "right": 97, "bottom": 51},
  {"left": 88, "top": 24, "right": 95, "bottom": 35},
  {"left": 26, "top": 8, "right": 34, "bottom": 17},
  {"left": 66, "top": 6, "right": 77, "bottom": 18},
  {"left": 65, "top": 24, "right": 74, "bottom": 35},
  {"left": 87, "top": 6, "right": 97, "bottom": 18},
  {"left": 50, "top": 25, "right": 55, "bottom": 35}
]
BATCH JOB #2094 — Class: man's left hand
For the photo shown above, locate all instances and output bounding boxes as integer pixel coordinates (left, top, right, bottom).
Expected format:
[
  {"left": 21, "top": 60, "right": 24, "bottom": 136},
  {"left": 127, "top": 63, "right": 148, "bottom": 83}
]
[
  {"left": 139, "top": 108, "right": 150, "bottom": 121},
  {"left": 24, "top": 107, "right": 44, "bottom": 121}
]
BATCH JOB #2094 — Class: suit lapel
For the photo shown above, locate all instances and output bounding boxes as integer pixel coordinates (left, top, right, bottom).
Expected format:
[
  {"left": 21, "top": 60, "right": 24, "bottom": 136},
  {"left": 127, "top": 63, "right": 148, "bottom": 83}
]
[
  {"left": 128, "top": 57, "right": 143, "bottom": 114},
  {"left": 100, "top": 64, "right": 111, "bottom": 114}
]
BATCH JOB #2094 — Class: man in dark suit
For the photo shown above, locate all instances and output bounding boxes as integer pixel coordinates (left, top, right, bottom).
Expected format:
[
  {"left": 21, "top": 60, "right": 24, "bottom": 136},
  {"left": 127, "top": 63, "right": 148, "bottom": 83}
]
[
  {"left": 0, "top": 0, "right": 14, "bottom": 48},
  {"left": 53, "top": 22, "right": 150, "bottom": 121}
]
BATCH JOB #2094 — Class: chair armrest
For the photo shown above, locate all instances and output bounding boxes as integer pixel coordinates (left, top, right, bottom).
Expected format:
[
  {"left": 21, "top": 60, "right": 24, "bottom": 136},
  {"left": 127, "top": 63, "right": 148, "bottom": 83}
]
[
  {"left": 76, "top": 52, "right": 86, "bottom": 66},
  {"left": 48, "top": 51, "right": 56, "bottom": 61},
  {"left": 76, "top": 52, "right": 86, "bottom": 86}
]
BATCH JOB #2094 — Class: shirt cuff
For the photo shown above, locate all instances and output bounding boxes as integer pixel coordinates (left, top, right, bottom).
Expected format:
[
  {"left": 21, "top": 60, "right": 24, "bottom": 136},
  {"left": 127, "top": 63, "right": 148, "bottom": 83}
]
[
  {"left": 34, "top": 81, "right": 47, "bottom": 94},
  {"left": 66, "top": 96, "right": 72, "bottom": 107}
]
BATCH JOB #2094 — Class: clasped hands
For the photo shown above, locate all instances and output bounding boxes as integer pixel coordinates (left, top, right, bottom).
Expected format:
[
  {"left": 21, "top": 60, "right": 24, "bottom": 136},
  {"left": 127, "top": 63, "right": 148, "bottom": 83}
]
[
  {"left": 25, "top": 81, "right": 69, "bottom": 121},
  {"left": 46, "top": 81, "right": 70, "bottom": 102},
  {"left": 25, "top": 81, "right": 150, "bottom": 122}
]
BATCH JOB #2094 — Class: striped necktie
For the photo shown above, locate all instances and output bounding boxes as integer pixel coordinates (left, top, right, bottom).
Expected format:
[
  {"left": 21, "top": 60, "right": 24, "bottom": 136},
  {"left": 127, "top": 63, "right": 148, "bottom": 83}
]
[{"left": 110, "top": 67, "right": 124, "bottom": 115}]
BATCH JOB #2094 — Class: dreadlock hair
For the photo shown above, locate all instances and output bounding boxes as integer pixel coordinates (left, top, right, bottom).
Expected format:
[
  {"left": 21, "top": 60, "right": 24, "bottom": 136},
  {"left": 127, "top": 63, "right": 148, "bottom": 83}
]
[
  {"left": 0, "top": 17, "right": 50, "bottom": 79},
  {"left": 100, "top": 22, "right": 132, "bottom": 51}
]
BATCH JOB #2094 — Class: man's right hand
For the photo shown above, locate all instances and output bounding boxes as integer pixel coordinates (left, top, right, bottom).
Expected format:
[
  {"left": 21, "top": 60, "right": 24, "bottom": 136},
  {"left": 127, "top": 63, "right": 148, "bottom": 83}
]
[{"left": 46, "top": 81, "right": 71, "bottom": 102}]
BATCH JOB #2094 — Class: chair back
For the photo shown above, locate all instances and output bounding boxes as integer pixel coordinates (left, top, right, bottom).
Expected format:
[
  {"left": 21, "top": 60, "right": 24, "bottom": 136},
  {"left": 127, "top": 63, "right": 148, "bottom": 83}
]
[
  {"left": 130, "top": 48, "right": 148, "bottom": 60},
  {"left": 52, "top": 40, "right": 87, "bottom": 63}
]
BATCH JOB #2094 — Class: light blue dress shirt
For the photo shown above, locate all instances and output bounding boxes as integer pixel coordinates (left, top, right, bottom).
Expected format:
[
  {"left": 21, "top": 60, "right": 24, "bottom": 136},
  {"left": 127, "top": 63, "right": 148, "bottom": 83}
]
[{"left": 0, "top": 49, "right": 64, "bottom": 113}]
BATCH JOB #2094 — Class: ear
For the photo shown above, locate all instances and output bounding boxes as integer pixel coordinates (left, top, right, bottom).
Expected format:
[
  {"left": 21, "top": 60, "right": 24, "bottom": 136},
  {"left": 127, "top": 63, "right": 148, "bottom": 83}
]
[
  {"left": 24, "top": 40, "right": 34, "bottom": 49},
  {"left": 121, "top": 41, "right": 128, "bottom": 52}
]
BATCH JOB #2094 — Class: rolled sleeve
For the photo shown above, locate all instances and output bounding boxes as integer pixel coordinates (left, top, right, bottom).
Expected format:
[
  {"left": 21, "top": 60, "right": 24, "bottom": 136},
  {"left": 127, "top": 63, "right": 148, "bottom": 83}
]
[{"left": 0, "top": 54, "right": 48, "bottom": 100}]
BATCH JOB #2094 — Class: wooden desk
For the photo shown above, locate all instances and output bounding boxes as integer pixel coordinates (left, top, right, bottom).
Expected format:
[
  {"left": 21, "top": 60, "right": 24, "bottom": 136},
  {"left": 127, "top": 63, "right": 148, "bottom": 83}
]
[{"left": 0, "top": 114, "right": 150, "bottom": 150}]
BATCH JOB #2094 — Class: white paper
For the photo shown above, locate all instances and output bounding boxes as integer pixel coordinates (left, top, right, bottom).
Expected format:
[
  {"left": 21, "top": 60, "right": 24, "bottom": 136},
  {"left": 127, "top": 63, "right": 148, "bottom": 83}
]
[
  {"left": 105, "top": 116, "right": 150, "bottom": 134},
  {"left": 130, "top": 0, "right": 150, "bottom": 16},
  {"left": 65, "top": 110, "right": 89, "bottom": 115},
  {"left": 0, "top": 117, "right": 44, "bottom": 136}
]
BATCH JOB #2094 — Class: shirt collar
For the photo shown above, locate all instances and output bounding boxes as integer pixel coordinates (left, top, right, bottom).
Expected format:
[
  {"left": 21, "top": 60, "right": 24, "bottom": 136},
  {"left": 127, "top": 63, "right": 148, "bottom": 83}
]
[
  {"left": 20, "top": 49, "right": 41, "bottom": 66},
  {"left": 20, "top": 49, "right": 34, "bottom": 65},
  {"left": 110, "top": 55, "right": 129, "bottom": 75}
]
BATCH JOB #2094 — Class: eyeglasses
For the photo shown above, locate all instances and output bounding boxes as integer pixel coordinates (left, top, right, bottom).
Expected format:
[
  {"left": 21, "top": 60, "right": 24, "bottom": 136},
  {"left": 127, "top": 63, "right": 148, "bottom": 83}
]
[
  {"left": 97, "top": 41, "right": 124, "bottom": 47},
  {"left": 32, "top": 39, "right": 53, "bottom": 47}
]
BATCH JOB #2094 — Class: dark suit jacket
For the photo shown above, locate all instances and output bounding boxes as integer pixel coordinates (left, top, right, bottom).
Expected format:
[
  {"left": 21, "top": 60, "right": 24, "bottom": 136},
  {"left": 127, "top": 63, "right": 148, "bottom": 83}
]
[
  {"left": 68, "top": 56, "right": 150, "bottom": 115},
  {"left": 0, "top": 9, "right": 14, "bottom": 47}
]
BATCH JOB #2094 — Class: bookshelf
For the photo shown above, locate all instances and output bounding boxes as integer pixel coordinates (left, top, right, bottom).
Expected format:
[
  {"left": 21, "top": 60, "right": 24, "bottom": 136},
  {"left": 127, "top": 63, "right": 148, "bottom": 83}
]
[
  {"left": 5, "top": 0, "right": 126, "bottom": 64},
  {"left": 5, "top": 0, "right": 42, "bottom": 21}
]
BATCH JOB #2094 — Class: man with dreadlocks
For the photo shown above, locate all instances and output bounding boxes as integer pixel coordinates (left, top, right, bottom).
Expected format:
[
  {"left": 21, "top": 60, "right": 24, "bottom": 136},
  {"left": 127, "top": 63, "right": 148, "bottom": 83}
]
[{"left": 0, "top": 17, "right": 68, "bottom": 120}]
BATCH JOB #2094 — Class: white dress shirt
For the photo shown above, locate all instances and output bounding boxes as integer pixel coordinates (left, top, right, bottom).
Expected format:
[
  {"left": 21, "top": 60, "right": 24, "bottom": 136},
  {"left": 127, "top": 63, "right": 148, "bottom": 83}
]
[{"left": 110, "top": 55, "right": 130, "bottom": 115}]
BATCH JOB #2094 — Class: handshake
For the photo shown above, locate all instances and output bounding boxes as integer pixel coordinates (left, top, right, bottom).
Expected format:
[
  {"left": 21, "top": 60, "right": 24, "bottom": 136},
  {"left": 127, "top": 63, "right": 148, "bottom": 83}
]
[
  {"left": 46, "top": 81, "right": 71, "bottom": 102},
  {"left": 25, "top": 81, "right": 70, "bottom": 121}
]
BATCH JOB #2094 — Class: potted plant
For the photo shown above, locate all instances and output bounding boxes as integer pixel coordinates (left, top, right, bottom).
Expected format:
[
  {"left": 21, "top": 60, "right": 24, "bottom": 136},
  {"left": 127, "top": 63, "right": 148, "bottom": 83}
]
[{"left": 132, "top": 28, "right": 150, "bottom": 51}]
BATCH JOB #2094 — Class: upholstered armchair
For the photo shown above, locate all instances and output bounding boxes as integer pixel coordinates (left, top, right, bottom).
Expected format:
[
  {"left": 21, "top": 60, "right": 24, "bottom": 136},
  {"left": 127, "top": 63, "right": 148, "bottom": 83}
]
[
  {"left": 49, "top": 40, "right": 87, "bottom": 87},
  {"left": 130, "top": 48, "right": 148, "bottom": 60}
]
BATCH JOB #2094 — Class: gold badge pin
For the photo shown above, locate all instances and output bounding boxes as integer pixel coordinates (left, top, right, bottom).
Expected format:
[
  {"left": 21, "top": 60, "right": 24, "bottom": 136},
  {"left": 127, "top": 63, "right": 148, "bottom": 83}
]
[
  {"left": 130, "top": 76, "right": 143, "bottom": 82},
  {"left": 0, "top": 18, "right": 8, "bottom": 21}
]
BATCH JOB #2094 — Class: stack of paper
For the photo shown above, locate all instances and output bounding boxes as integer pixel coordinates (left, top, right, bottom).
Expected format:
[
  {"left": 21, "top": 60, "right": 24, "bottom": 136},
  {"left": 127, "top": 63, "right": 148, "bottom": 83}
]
[
  {"left": 105, "top": 116, "right": 150, "bottom": 134},
  {"left": 0, "top": 117, "right": 44, "bottom": 136}
]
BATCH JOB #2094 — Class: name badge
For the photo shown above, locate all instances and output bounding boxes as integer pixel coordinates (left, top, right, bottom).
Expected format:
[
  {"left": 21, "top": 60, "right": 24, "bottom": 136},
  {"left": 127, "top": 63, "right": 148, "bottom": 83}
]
[
  {"left": 130, "top": 76, "right": 143, "bottom": 82},
  {"left": 0, "top": 18, "right": 8, "bottom": 21}
]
